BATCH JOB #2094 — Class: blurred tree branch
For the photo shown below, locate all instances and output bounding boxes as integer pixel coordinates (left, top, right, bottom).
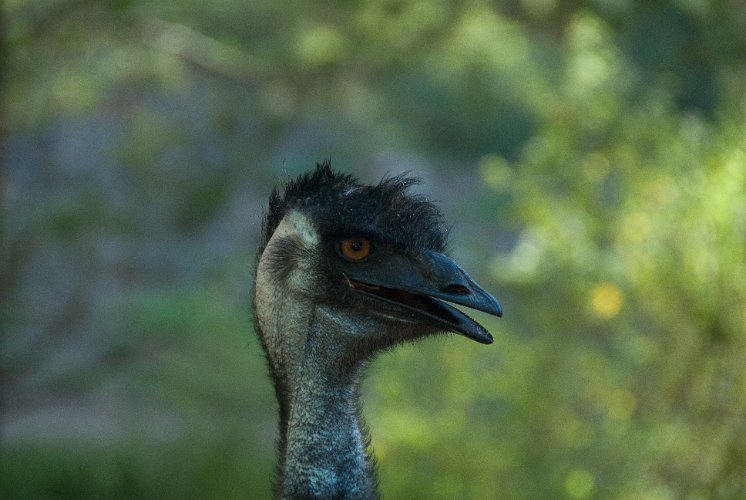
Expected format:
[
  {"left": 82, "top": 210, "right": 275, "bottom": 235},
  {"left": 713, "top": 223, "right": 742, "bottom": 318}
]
[{"left": 140, "top": 18, "right": 265, "bottom": 86}]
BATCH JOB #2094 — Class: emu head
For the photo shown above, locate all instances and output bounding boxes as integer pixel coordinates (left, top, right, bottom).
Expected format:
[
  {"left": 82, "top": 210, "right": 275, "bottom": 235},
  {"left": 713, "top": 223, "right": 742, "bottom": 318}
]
[{"left": 253, "top": 162, "right": 502, "bottom": 385}]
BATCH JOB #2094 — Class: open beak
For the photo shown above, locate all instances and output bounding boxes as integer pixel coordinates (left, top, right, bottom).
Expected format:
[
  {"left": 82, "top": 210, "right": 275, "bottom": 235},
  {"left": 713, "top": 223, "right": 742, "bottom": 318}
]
[{"left": 343, "top": 251, "right": 502, "bottom": 344}]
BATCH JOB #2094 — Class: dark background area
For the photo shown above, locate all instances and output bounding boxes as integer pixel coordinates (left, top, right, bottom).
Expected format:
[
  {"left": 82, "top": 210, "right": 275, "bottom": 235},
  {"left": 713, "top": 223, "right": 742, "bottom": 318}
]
[{"left": 2, "top": 0, "right": 745, "bottom": 498}]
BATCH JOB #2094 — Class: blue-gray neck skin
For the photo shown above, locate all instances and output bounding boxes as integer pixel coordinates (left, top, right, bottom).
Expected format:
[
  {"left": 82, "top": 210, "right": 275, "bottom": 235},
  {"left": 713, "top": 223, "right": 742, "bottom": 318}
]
[{"left": 280, "top": 312, "right": 376, "bottom": 499}]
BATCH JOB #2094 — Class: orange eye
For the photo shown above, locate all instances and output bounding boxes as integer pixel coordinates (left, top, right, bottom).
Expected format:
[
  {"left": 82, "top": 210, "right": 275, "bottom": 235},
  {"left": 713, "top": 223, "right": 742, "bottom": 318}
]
[{"left": 340, "top": 237, "right": 372, "bottom": 261}]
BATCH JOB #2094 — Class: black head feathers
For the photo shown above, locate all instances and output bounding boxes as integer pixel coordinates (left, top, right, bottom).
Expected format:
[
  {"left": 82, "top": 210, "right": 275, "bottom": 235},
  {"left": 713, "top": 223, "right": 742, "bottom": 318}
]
[{"left": 260, "top": 161, "right": 448, "bottom": 254}]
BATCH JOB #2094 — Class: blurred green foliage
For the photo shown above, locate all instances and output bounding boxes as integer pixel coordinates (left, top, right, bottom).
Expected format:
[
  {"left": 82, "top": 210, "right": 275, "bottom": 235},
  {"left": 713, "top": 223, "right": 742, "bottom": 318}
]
[{"left": 3, "top": 0, "right": 745, "bottom": 498}]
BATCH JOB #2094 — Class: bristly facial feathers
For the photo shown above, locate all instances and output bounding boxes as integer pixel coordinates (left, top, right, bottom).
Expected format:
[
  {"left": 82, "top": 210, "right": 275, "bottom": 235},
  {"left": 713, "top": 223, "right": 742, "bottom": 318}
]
[{"left": 259, "top": 160, "right": 448, "bottom": 257}]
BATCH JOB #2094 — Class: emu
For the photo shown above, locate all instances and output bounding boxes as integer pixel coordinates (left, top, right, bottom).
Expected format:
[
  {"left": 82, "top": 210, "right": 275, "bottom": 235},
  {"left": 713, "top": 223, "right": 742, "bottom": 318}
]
[{"left": 253, "top": 162, "right": 502, "bottom": 499}]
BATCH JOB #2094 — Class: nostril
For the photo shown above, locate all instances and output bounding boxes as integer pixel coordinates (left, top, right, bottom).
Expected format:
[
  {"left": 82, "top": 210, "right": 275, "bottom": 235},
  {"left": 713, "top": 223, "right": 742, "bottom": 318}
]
[{"left": 442, "top": 284, "right": 470, "bottom": 295}]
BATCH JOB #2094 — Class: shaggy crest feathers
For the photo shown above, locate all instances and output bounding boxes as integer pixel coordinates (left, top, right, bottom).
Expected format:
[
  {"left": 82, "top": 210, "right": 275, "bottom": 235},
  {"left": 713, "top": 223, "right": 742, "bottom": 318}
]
[{"left": 259, "top": 161, "right": 448, "bottom": 255}]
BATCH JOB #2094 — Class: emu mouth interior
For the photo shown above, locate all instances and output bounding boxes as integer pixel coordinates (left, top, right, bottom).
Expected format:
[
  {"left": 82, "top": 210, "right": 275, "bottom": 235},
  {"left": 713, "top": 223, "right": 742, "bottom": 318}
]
[{"left": 344, "top": 278, "right": 494, "bottom": 344}]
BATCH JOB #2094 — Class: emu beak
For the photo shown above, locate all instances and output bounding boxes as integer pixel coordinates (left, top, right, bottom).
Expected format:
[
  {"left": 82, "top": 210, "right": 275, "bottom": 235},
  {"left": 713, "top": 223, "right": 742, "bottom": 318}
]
[{"left": 344, "top": 251, "right": 502, "bottom": 344}]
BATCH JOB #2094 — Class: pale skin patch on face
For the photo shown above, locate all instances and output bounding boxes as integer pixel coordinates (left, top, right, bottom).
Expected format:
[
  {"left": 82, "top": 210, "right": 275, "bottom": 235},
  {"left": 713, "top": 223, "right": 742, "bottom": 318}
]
[
  {"left": 255, "top": 210, "right": 320, "bottom": 372},
  {"left": 278, "top": 209, "right": 320, "bottom": 247}
]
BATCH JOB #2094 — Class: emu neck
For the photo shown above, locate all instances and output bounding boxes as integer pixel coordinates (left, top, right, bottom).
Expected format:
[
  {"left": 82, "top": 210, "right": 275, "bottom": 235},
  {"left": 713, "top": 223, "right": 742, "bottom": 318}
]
[
  {"left": 278, "top": 309, "right": 377, "bottom": 499},
  {"left": 254, "top": 211, "right": 379, "bottom": 498}
]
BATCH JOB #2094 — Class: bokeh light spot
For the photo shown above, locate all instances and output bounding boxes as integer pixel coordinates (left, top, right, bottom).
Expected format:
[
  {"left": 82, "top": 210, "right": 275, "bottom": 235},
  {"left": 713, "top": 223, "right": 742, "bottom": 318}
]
[
  {"left": 608, "top": 389, "right": 637, "bottom": 420},
  {"left": 479, "top": 154, "right": 512, "bottom": 190},
  {"left": 297, "top": 26, "right": 347, "bottom": 67},
  {"left": 565, "top": 468, "right": 595, "bottom": 498},
  {"left": 590, "top": 282, "right": 624, "bottom": 319}
]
